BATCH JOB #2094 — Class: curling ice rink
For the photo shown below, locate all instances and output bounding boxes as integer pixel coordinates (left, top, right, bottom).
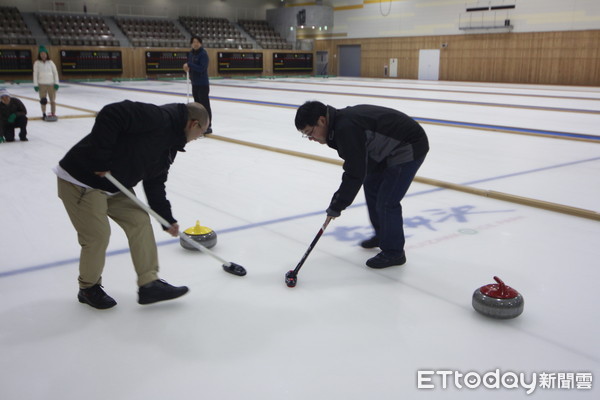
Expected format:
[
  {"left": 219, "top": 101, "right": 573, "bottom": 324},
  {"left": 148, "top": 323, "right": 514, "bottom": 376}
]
[{"left": 1, "top": 76, "right": 599, "bottom": 400}]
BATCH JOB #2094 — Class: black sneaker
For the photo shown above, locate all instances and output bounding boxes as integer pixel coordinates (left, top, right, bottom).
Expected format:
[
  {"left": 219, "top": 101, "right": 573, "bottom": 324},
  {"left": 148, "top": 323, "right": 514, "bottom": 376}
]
[
  {"left": 138, "top": 279, "right": 189, "bottom": 305},
  {"left": 360, "top": 236, "right": 380, "bottom": 249},
  {"left": 78, "top": 284, "right": 117, "bottom": 309},
  {"left": 366, "top": 251, "right": 406, "bottom": 269}
]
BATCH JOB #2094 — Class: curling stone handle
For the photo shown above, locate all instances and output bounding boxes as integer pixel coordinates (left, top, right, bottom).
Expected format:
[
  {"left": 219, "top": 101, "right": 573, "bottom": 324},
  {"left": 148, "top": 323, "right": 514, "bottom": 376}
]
[{"left": 493, "top": 276, "right": 506, "bottom": 297}]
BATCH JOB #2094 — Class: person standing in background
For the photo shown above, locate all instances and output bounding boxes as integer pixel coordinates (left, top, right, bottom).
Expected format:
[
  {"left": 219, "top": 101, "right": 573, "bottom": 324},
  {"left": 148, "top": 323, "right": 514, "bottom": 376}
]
[
  {"left": 183, "top": 36, "right": 212, "bottom": 133},
  {"left": 33, "top": 45, "right": 59, "bottom": 121}
]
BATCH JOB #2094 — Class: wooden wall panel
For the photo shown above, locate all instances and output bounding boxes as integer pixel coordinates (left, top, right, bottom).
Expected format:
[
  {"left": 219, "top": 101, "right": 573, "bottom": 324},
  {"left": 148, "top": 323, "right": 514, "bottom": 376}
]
[
  {"left": 315, "top": 30, "right": 600, "bottom": 85},
  {"left": 2, "top": 30, "right": 599, "bottom": 85}
]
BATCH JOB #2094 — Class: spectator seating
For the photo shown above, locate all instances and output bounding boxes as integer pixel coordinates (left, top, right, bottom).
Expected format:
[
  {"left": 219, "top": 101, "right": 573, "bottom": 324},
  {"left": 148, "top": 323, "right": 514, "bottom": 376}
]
[
  {"left": 238, "top": 19, "right": 292, "bottom": 50},
  {"left": 0, "top": 7, "right": 36, "bottom": 45},
  {"left": 0, "top": 8, "right": 294, "bottom": 50},
  {"left": 38, "top": 13, "right": 119, "bottom": 46},
  {"left": 179, "top": 17, "right": 251, "bottom": 49},
  {"left": 116, "top": 17, "right": 187, "bottom": 48}
]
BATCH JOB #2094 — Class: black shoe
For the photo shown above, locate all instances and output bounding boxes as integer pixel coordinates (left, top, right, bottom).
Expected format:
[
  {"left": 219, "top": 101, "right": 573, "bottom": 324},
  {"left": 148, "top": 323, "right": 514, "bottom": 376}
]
[
  {"left": 78, "top": 284, "right": 117, "bottom": 309},
  {"left": 20, "top": 137, "right": 28, "bottom": 142},
  {"left": 204, "top": 127, "right": 212, "bottom": 134},
  {"left": 360, "top": 236, "right": 379, "bottom": 249},
  {"left": 138, "top": 279, "right": 189, "bottom": 305},
  {"left": 366, "top": 251, "right": 406, "bottom": 269},
  {"left": 42, "top": 113, "right": 46, "bottom": 121}
]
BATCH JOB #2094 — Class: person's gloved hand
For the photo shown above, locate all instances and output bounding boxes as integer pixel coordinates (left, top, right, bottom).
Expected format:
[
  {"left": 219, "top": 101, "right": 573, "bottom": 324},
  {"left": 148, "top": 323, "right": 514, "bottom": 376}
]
[
  {"left": 165, "top": 222, "right": 179, "bottom": 237},
  {"left": 7, "top": 113, "right": 16, "bottom": 124},
  {"left": 326, "top": 207, "right": 341, "bottom": 218},
  {"left": 34, "top": 86, "right": 39, "bottom": 92},
  {"left": 54, "top": 84, "right": 59, "bottom": 90}
]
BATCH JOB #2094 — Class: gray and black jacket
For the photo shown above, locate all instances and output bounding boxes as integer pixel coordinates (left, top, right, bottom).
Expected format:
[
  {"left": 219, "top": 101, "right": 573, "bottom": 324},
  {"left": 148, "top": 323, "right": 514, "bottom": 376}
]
[{"left": 325, "top": 104, "right": 429, "bottom": 214}]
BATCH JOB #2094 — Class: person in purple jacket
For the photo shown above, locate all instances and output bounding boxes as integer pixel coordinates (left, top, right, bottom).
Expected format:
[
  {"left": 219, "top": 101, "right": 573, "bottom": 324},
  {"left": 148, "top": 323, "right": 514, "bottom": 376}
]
[
  {"left": 183, "top": 36, "right": 212, "bottom": 133},
  {"left": 295, "top": 101, "right": 429, "bottom": 269},
  {"left": 55, "top": 100, "right": 209, "bottom": 309}
]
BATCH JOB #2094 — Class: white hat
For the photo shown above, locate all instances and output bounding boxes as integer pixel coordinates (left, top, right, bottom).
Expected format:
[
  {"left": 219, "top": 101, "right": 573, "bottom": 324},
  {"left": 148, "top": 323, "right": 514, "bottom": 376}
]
[{"left": 0, "top": 89, "right": 10, "bottom": 98}]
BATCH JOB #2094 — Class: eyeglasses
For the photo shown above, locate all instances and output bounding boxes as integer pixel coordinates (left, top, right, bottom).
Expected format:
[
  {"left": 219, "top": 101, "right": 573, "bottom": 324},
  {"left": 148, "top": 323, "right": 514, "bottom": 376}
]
[
  {"left": 301, "top": 126, "right": 316, "bottom": 138},
  {"left": 192, "top": 120, "right": 207, "bottom": 139}
]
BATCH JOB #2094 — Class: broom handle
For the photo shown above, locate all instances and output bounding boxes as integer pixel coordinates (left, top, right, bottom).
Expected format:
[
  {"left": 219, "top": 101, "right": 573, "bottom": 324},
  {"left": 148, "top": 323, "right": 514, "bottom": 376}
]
[
  {"left": 186, "top": 71, "right": 190, "bottom": 103},
  {"left": 104, "top": 172, "right": 231, "bottom": 266}
]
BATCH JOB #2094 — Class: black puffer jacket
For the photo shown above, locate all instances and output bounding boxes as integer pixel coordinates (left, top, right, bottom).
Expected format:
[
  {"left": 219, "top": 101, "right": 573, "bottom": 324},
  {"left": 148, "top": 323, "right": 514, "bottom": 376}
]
[
  {"left": 59, "top": 100, "right": 189, "bottom": 225},
  {"left": 325, "top": 104, "right": 429, "bottom": 214},
  {"left": 0, "top": 97, "right": 27, "bottom": 128}
]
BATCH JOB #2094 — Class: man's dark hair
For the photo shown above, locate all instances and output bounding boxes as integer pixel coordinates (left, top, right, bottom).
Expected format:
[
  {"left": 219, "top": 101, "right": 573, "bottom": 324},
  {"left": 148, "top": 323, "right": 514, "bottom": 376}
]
[
  {"left": 295, "top": 101, "right": 327, "bottom": 130},
  {"left": 190, "top": 35, "right": 203, "bottom": 44}
]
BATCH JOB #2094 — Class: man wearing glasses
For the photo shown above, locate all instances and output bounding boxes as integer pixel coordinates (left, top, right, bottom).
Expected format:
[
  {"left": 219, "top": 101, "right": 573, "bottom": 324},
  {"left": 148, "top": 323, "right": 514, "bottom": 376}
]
[
  {"left": 54, "top": 101, "right": 209, "bottom": 309},
  {"left": 295, "top": 101, "right": 429, "bottom": 269}
]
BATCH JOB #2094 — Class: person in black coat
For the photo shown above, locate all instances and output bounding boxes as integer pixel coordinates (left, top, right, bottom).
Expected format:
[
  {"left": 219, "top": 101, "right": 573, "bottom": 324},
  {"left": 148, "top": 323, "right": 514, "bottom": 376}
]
[
  {"left": 0, "top": 89, "right": 28, "bottom": 142},
  {"left": 183, "top": 36, "right": 212, "bottom": 133},
  {"left": 295, "top": 101, "right": 429, "bottom": 269},
  {"left": 55, "top": 100, "right": 209, "bottom": 309}
]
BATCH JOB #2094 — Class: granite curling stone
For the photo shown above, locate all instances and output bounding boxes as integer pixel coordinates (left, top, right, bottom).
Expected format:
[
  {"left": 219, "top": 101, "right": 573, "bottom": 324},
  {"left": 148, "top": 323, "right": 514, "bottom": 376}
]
[
  {"left": 180, "top": 220, "right": 217, "bottom": 250},
  {"left": 472, "top": 276, "right": 524, "bottom": 319}
]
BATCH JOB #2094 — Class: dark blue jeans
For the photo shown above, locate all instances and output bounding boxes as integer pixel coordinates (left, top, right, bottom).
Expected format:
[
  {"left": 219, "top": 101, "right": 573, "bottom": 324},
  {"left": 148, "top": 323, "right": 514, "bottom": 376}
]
[
  {"left": 192, "top": 85, "right": 212, "bottom": 127},
  {"left": 363, "top": 157, "right": 425, "bottom": 255}
]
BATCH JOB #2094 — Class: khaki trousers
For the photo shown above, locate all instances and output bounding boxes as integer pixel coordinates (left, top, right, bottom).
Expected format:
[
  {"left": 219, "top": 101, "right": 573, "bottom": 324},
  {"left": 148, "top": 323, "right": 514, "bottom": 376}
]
[
  {"left": 57, "top": 178, "right": 159, "bottom": 288},
  {"left": 39, "top": 84, "right": 56, "bottom": 115}
]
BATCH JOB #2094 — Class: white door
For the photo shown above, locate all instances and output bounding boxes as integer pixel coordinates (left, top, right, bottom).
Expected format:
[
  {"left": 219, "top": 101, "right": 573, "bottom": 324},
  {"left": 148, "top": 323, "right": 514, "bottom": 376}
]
[
  {"left": 389, "top": 58, "right": 398, "bottom": 78},
  {"left": 418, "top": 49, "right": 440, "bottom": 80}
]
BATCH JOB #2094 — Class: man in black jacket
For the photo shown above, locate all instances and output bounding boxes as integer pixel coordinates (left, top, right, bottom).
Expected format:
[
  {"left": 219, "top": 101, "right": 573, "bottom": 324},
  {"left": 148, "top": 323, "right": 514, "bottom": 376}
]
[
  {"left": 55, "top": 100, "right": 209, "bottom": 309},
  {"left": 0, "top": 89, "right": 28, "bottom": 142},
  {"left": 295, "top": 101, "right": 429, "bottom": 269}
]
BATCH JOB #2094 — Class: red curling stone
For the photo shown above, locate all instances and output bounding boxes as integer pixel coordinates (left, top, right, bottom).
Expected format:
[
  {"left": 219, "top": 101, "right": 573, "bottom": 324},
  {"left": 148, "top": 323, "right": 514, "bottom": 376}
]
[{"left": 472, "top": 276, "right": 524, "bottom": 319}]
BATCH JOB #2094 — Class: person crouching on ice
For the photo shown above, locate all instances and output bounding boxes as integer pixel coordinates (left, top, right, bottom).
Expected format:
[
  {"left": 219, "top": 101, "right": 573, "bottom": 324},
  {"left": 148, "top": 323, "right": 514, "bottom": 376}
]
[{"left": 0, "top": 89, "right": 28, "bottom": 142}]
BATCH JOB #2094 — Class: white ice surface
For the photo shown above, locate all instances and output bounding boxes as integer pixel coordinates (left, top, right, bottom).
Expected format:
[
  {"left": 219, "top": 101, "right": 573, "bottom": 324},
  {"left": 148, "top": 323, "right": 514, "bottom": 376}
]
[{"left": 0, "top": 78, "right": 598, "bottom": 400}]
